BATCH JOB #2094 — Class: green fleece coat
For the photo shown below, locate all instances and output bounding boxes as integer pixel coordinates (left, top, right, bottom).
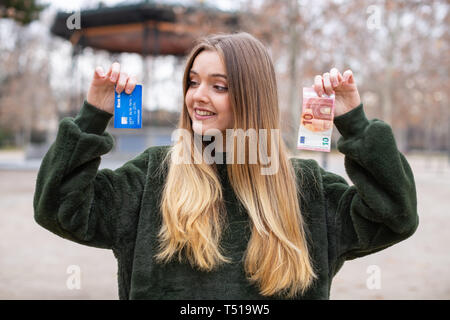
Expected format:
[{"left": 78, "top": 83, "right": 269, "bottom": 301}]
[{"left": 33, "top": 100, "right": 419, "bottom": 300}]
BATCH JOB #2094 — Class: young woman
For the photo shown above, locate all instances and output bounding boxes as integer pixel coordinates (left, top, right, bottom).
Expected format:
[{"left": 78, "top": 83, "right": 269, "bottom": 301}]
[{"left": 34, "top": 32, "right": 418, "bottom": 299}]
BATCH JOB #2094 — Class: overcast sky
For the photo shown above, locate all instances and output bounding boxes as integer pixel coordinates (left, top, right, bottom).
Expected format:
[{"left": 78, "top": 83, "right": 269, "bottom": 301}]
[{"left": 40, "top": 0, "right": 241, "bottom": 12}]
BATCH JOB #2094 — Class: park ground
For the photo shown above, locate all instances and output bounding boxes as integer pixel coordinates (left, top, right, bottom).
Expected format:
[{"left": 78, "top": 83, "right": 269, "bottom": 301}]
[{"left": 0, "top": 149, "right": 449, "bottom": 299}]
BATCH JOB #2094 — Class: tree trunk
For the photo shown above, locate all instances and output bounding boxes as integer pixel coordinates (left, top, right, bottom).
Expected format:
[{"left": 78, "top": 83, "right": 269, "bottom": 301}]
[{"left": 286, "top": 0, "right": 300, "bottom": 150}]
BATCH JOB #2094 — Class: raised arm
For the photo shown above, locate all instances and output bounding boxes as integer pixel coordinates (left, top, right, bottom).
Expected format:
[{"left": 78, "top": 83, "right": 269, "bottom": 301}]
[
  {"left": 322, "top": 103, "right": 418, "bottom": 274},
  {"left": 33, "top": 100, "right": 149, "bottom": 249},
  {"left": 312, "top": 67, "right": 418, "bottom": 276},
  {"left": 33, "top": 62, "right": 146, "bottom": 250}
]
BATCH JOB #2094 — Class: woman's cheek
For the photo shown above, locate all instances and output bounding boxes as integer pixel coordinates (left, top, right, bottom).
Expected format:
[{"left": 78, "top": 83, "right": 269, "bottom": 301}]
[
  {"left": 226, "top": 114, "right": 234, "bottom": 129},
  {"left": 185, "top": 93, "right": 193, "bottom": 116},
  {"left": 219, "top": 96, "right": 232, "bottom": 125}
]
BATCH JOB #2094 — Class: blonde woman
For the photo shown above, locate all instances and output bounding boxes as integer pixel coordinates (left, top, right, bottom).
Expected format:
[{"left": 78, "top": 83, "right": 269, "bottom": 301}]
[{"left": 34, "top": 32, "right": 418, "bottom": 299}]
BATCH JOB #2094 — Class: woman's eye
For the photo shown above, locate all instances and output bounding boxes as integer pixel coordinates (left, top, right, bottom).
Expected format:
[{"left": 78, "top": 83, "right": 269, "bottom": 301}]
[
  {"left": 214, "top": 85, "right": 228, "bottom": 92},
  {"left": 188, "top": 80, "right": 227, "bottom": 92}
]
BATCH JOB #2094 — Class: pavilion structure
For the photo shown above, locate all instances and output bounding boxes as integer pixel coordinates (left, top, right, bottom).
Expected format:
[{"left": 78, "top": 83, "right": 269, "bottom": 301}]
[
  {"left": 50, "top": 1, "right": 248, "bottom": 118},
  {"left": 49, "top": 1, "right": 259, "bottom": 156},
  {"left": 50, "top": 1, "right": 243, "bottom": 57}
]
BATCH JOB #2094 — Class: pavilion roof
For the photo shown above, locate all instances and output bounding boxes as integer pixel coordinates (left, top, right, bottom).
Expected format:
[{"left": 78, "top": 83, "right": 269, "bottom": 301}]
[{"left": 50, "top": 1, "right": 242, "bottom": 56}]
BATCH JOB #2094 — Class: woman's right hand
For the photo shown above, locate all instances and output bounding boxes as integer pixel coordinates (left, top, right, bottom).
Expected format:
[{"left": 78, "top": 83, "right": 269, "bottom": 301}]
[{"left": 87, "top": 62, "right": 137, "bottom": 115}]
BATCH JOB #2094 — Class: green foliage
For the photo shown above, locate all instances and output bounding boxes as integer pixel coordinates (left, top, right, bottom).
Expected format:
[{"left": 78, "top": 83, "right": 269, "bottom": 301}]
[
  {"left": 0, "top": 0, "right": 48, "bottom": 25},
  {"left": 0, "top": 127, "right": 14, "bottom": 147}
]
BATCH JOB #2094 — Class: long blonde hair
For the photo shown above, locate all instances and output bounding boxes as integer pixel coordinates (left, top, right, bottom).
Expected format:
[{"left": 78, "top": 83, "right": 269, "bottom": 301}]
[{"left": 155, "top": 32, "right": 316, "bottom": 297}]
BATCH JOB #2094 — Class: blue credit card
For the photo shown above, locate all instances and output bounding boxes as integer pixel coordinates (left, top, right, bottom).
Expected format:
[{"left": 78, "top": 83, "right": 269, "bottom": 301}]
[{"left": 114, "top": 84, "right": 142, "bottom": 129}]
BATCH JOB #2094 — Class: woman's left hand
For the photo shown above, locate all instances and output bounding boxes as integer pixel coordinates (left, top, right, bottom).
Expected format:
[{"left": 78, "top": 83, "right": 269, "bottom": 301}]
[{"left": 313, "top": 68, "right": 361, "bottom": 117}]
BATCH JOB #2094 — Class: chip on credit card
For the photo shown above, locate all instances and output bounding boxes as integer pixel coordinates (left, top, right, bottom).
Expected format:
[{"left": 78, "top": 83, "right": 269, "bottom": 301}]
[{"left": 114, "top": 84, "right": 142, "bottom": 129}]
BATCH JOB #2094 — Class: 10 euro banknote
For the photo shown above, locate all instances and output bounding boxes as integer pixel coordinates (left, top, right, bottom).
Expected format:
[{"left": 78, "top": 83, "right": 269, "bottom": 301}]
[{"left": 297, "top": 87, "right": 335, "bottom": 152}]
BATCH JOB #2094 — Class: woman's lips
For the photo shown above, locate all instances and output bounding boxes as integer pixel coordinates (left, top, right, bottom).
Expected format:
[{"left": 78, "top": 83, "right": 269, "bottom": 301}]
[{"left": 194, "top": 109, "right": 217, "bottom": 120}]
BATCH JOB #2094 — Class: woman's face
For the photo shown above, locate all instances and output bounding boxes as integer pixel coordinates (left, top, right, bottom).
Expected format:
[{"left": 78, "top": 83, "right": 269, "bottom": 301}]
[{"left": 186, "top": 50, "right": 234, "bottom": 136}]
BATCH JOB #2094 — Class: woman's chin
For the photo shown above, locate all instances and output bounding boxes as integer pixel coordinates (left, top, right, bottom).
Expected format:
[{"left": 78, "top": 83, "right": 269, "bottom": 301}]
[{"left": 192, "top": 121, "right": 222, "bottom": 136}]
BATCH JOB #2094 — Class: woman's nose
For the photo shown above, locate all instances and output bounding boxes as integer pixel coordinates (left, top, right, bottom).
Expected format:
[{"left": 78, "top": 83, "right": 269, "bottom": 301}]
[{"left": 192, "top": 83, "right": 209, "bottom": 103}]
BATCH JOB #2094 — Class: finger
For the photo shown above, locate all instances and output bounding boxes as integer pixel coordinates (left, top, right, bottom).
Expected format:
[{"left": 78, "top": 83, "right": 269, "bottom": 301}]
[
  {"left": 106, "top": 61, "right": 119, "bottom": 76},
  {"left": 94, "top": 66, "right": 105, "bottom": 79},
  {"left": 329, "top": 68, "right": 342, "bottom": 87},
  {"left": 108, "top": 62, "right": 121, "bottom": 83},
  {"left": 343, "top": 69, "right": 354, "bottom": 84},
  {"left": 106, "top": 64, "right": 112, "bottom": 77},
  {"left": 115, "top": 72, "right": 128, "bottom": 94},
  {"left": 322, "top": 72, "right": 334, "bottom": 95},
  {"left": 124, "top": 76, "right": 137, "bottom": 94},
  {"left": 313, "top": 75, "right": 324, "bottom": 96}
]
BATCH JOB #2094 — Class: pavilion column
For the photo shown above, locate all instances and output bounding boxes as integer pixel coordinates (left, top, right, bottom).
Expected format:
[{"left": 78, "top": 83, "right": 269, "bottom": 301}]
[{"left": 142, "top": 23, "right": 150, "bottom": 112}]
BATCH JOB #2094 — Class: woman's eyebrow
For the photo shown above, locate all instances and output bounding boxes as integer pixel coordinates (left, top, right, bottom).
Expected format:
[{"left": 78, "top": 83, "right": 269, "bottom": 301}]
[{"left": 189, "top": 70, "right": 227, "bottom": 80}]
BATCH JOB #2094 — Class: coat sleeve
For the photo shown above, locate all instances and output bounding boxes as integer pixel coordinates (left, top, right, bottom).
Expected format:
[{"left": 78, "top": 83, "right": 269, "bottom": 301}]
[
  {"left": 33, "top": 100, "right": 149, "bottom": 250},
  {"left": 320, "top": 103, "right": 419, "bottom": 271}
]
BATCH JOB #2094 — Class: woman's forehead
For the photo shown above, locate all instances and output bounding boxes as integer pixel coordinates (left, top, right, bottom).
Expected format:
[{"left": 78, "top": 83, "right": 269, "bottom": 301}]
[{"left": 191, "top": 50, "right": 226, "bottom": 76}]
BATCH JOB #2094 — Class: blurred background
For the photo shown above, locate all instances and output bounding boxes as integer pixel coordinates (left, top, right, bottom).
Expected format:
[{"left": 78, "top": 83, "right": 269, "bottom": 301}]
[{"left": 0, "top": 0, "right": 448, "bottom": 299}]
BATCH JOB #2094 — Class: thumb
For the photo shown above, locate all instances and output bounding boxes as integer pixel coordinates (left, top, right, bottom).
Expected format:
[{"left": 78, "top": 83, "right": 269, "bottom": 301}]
[{"left": 343, "top": 69, "right": 354, "bottom": 84}]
